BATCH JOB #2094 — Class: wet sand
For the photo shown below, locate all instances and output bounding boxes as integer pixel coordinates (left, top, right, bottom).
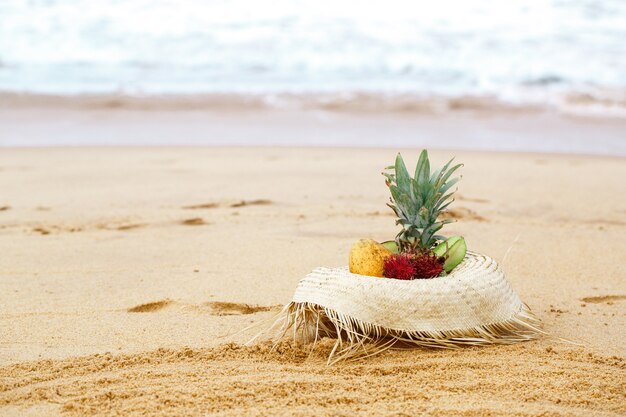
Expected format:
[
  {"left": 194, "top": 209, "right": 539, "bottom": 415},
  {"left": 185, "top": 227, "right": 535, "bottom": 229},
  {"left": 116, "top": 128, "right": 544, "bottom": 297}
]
[{"left": 1, "top": 103, "right": 626, "bottom": 155}]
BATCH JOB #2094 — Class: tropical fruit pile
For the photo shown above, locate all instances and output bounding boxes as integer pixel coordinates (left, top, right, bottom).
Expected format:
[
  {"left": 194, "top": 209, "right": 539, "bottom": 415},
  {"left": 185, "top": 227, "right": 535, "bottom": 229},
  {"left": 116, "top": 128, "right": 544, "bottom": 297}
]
[
  {"left": 266, "top": 148, "right": 543, "bottom": 364},
  {"left": 349, "top": 150, "right": 467, "bottom": 280}
]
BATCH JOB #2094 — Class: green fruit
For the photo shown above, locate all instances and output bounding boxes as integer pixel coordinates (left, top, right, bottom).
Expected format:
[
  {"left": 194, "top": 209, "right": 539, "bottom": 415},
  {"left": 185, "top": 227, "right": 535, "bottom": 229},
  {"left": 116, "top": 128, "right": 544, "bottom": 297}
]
[
  {"left": 381, "top": 240, "right": 399, "bottom": 254},
  {"left": 442, "top": 239, "right": 467, "bottom": 273},
  {"left": 433, "top": 236, "right": 463, "bottom": 258},
  {"left": 433, "top": 236, "right": 467, "bottom": 273}
]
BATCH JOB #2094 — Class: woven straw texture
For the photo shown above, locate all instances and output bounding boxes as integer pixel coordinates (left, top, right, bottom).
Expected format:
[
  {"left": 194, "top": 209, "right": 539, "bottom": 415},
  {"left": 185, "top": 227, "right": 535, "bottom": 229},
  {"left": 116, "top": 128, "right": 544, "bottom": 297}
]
[
  {"left": 293, "top": 251, "right": 522, "bottom": 333},
  {"left": 266, "top": 252, "right": 543, "bottom": 363}
]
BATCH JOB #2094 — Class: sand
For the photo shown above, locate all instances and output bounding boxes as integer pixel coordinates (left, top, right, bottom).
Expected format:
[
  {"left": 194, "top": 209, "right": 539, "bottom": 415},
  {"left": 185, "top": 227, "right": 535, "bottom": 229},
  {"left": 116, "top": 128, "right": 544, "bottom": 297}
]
[
  {"left": 1, "top": 135, "right": 625, "bottom": 414},
  {"left": 1, "top": 341, "right": 624, "bottom": 416}
]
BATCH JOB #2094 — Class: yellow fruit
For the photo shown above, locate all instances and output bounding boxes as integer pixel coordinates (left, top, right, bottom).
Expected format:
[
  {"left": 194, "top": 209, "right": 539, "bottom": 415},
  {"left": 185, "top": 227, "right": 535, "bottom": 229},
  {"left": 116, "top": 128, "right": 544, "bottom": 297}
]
[{"left": 349, "top": 239, "right": 392, "bottom": 277}]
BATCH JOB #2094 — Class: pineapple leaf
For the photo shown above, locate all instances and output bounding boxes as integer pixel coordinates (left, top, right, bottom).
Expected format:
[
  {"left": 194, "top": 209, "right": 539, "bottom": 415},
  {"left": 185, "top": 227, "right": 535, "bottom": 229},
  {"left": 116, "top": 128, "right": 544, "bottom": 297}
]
[
  {"left": 398, "top": 193, "right": 416, "bottom": 218},
  {"left": 414, "top": 150, "right": 429, "bottom": 181},
  {"left": 387, "top": 203, "right": 403, "bottom": 219},
  {"left": 410, "top": 178, "right": 424, "bottom": 207},
  {"left": 394, "top": 153, "right": 411, "bottom": 193},
  {"left": 421, "top": 184, "right": 436, "bottom": 206},
  {"left": 437, "top": 200, "right": 455, "bottom": 212},
  {"left": 382, "top": 172, "right": 395, "bottom": 185},
  {"left": 439, "top": 177, "right": 460, "bottom": 195},
  {"left": 389, "top": 185, "right": 409, "bottom": 218},
  {"left": 384, "top": 150, "right": 463, "bottom": 253},
  {"left": 435, "top": 192, "right": 455, "bottom": 211},
  {"left": 432, "top": 157, "right": 455, "bottom": 185},
  {"left": 438, "top": 163, "right": 463, "bottom": 187},
  {"left": 430, "top": 167, "right": 442, "bottom": 183},
  {"left": 421, "top": 222, "right": 444, "bottom": 246}
]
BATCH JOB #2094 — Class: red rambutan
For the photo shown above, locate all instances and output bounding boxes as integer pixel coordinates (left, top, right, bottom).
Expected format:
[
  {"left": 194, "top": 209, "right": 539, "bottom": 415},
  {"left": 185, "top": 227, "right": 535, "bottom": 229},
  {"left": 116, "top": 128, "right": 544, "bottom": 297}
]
[
  {"left": 383, "top": 253, "right": 416, "bottom": 280},
  {"left": 412, "top": 253, "right": 444, "bottom": 278}
]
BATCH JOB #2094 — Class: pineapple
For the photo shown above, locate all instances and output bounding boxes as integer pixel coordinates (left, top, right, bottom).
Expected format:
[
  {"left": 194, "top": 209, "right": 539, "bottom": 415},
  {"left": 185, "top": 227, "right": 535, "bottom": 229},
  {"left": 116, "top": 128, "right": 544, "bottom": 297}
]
[{"left": 382, "top": 150, "right": 462, "bottom": 255}]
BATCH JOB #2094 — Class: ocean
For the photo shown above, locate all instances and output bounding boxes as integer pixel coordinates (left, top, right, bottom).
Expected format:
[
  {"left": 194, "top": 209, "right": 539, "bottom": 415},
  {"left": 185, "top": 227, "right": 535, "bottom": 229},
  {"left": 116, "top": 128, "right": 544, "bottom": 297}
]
[{"left": 1, "top": 0, "right": 626, "bottom": 116}]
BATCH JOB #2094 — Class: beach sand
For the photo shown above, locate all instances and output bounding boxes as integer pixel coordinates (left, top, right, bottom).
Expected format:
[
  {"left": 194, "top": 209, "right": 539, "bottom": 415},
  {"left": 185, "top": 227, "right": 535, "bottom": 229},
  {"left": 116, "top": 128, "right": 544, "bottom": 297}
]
[{"left": 0, "top": 115, "right": 625, "bottom": 415}]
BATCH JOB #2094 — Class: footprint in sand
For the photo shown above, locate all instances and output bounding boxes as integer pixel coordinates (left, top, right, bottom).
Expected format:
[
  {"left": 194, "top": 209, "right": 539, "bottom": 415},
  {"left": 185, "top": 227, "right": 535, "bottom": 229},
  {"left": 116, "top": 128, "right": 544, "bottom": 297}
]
[
  {"left": 204, "top": 301, "right": 280, "bottom": 316},
  {"left": 229, "top": 199, "right": 272, "bottom": 208},
  {"left": 457, "top": 195, "right": 490, "bottom": 204},
  {"left": 183, "top": 199, "right": 273, "bottom": 210},
  {"left": 21, "top": 221, "right": 143, "bottom": 235},
  {"left": 365, "top": 210, "right": 394, "bottom": 217},
  {"left": 183, "top": 203, "right": 219, "bottom": 209},
  {"left": 127, "top": 299, "right": 280, "bottom": 315},
  {"left": 584, "top": 218, "right": 626, "bottom": 227},
  {"left": 440, "top": 207, "right": 486, "bottom": 221},
  {"left": 93, "top": 222, "right": 146, "bottom": 232},
  {"left": 181, "top": 217, "right": 207, "bottom": 226},
  {"left": 116, "top": 223, "right": 146, "bottom": 231},
  {"left": 127, "top": 300, "right": 174, "bottom": 313},
  {"left": 580, "top": 295, "right": 626, "bottom": 304},
  {"left": 30, "top": 225, "right": 82, "bottom": 235}
]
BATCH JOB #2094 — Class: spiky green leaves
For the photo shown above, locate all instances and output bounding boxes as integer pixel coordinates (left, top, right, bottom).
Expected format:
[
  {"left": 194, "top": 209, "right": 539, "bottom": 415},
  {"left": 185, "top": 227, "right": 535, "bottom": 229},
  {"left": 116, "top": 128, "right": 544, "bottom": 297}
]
[{"left": 383, "top": 150, "right": 462, "bottom": 253}]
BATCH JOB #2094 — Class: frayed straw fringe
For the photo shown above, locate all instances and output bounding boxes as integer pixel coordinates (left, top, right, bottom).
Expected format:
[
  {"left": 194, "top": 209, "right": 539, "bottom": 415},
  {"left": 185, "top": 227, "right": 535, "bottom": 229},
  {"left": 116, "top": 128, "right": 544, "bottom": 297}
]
[{"left": 260, "top": 301, "right": 545, "bottom": 365}]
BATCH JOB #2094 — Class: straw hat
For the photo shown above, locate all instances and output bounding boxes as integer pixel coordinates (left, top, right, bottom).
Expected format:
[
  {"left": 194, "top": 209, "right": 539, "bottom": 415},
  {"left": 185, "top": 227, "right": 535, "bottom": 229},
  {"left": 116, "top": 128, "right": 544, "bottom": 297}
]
[{"left": 269, "top": 251, "right": 543, "bottom": 364}]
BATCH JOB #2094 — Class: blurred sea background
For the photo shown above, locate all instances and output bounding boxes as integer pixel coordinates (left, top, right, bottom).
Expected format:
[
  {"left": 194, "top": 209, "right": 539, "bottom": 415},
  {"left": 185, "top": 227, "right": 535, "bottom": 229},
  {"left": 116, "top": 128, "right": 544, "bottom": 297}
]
[{"left": 1, "top": 0, "right": 625, "bottom": 117}]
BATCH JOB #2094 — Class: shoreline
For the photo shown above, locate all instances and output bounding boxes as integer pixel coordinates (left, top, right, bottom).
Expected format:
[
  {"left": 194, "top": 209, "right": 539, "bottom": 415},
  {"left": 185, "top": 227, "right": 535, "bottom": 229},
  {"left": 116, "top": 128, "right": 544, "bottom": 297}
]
[
  {"left": 1, "top": 106, "right": 626, "bottom": 155},
  {"left": 2, "top": 90, "right": 626, "bottom": 118}
]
